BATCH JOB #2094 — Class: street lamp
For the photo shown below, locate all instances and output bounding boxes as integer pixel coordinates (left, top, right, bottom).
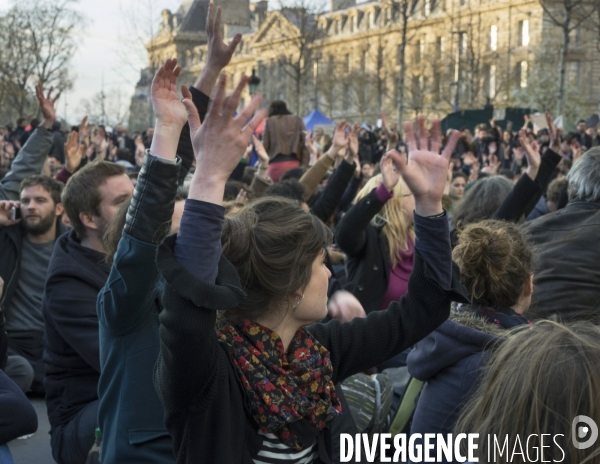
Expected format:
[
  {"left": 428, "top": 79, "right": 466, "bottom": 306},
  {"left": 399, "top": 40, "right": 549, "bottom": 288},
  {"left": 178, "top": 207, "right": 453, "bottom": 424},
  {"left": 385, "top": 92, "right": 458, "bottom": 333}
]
[{"left": 249, "top": 68, "right": 261, "bottom": 96}]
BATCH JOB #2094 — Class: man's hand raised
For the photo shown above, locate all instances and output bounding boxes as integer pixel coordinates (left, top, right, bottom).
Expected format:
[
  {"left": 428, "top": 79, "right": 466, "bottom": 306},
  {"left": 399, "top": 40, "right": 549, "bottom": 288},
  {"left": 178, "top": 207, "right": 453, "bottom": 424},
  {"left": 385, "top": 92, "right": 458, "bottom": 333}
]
[{"left": 36, "top": 83, "right": 60, "bottom": 129}]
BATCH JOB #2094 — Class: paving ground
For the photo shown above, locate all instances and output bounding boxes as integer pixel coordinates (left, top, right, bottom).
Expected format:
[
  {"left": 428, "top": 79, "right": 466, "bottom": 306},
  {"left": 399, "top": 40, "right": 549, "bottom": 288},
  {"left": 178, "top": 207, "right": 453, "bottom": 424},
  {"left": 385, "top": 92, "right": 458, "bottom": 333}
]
[{"left": 8, "top": 398, "right": 55, "bottom": 464}]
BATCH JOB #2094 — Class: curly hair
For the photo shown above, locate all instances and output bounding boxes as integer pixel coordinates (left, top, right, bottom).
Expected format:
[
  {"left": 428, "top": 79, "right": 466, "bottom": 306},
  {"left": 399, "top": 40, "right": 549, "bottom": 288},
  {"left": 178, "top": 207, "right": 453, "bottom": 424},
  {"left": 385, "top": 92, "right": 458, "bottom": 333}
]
[{"left": 452, "top": 219, "right": 534, "bottom": 307}]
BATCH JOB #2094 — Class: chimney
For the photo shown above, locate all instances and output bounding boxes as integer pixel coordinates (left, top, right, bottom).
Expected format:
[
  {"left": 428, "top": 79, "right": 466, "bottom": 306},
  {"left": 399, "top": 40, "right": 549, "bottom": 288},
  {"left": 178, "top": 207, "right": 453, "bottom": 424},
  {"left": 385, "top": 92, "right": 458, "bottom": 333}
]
[{"left": 330, "top": 0, "right": 356, "bottom": 12}]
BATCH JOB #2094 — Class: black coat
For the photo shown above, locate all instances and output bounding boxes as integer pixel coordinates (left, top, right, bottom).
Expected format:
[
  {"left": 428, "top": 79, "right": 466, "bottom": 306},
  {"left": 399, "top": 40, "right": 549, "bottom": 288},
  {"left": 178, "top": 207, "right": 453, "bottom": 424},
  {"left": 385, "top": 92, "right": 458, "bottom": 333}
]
[
  {"left": 42, "top": 230, "right": 110, "bottom": 431},
  {"left": 154, "top": 235, "right": 468, "bottom": 464},
  {"left": 335, "top": 188, "right": 391, "bottom": 314},
  {"left": 522, "top": 201, "right": 600, "bottom": 321}
]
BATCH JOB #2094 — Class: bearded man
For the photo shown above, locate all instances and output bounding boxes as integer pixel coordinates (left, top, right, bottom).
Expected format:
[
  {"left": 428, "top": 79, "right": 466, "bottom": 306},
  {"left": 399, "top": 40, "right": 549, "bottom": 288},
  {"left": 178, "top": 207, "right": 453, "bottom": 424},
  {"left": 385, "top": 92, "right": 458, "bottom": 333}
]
[{"left": 0, "top": 175, "right": 67, "bottom": 393}]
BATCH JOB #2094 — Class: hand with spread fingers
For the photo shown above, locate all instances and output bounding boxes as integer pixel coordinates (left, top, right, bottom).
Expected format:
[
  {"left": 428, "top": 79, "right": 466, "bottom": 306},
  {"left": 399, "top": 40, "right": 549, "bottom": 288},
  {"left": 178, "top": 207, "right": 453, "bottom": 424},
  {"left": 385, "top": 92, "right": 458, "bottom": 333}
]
[
  {"left": 182, "top": 74, "right": 266, "bottom": 205},
  {"left": 149, "top": 58, "right": 190, "bottom": 159},
  {"left": 519, "top": 129, "right": 541, "bottom": 181},
  {"left": 36, "top": 83, "right": 60, "bottom": 129},
  {"left": 64, "top": 131, "right": 86, "bottom": 174},
  {"left": 384, "top": 115, "right": 460, "bottom": 217},
  {"left": 326, "top": 120, "right": 348, "bottom": 160},
  {"left": 546, "top": 112, "right": 562, "bottom": 154},
  {"left": 195, "top": 4, "right": 242, "bottom": 95}
]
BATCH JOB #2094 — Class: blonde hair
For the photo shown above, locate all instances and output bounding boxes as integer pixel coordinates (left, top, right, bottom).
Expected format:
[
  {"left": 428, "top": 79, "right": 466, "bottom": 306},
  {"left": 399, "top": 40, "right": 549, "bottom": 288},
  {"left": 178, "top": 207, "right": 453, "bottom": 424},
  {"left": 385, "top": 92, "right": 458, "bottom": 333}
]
[{"left": 354, "top": 174, "right": 415, "bottom": 267}]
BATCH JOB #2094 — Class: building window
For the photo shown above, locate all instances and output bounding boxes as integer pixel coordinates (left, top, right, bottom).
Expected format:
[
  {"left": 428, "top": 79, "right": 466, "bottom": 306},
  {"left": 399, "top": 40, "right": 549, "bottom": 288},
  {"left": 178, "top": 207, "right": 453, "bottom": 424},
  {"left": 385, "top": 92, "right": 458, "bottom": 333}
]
[
  {"left": 570, "top": 26, "right": 581, "bottom": 45},
  {"left": 343, "top": 84, "right": 350, "bottom": 111},
  {"left": 436, "top": 36, "right": 444, "bottom": 59},
  {"left": 568, "top": 61, "right": 581, "bottom": 85},
  {"left": 345, "top": 53, "right": 351, "bottom": 72},
  {"left": 434, "top": 72, "right": 441, "bottom": 101},
  {"left": 459, "top": 32, "right": 467, "bottom": 56},
  {"left": 415, "top": 40, "right": 424, "bottom": 63},
  {"left": 518, "top": 61, "right": 528, "bottom": 88},
  {"left": 519, "top": 20, "right": 529, "bottom": 46},
  {"left": 490, "top": 25, "right": 498, "bottom": 51},
  {"left": 488, "top": 64, "right": 496, "bottom": 97},
  {"left": 361, "top": 50, "right": 367, "bottom": 71}
]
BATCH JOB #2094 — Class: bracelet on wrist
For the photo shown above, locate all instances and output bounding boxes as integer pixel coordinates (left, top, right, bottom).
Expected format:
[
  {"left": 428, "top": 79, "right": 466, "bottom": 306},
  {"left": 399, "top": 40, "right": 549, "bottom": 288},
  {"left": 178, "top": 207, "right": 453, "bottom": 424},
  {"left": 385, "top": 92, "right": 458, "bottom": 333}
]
[{"left": 426, "top": 210, "right": 446, "bottom": 219}]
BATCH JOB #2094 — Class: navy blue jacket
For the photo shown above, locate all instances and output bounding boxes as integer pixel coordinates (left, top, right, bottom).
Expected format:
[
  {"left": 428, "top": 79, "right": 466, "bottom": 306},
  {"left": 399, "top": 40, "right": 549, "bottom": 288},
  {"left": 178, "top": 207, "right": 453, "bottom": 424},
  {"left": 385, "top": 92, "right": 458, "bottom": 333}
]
[
  {"left": 407, "top": 311, "right": 505, "bottom": 463},
  {"left": 97, "top": 151, "right": 181, "bottom": 463}
]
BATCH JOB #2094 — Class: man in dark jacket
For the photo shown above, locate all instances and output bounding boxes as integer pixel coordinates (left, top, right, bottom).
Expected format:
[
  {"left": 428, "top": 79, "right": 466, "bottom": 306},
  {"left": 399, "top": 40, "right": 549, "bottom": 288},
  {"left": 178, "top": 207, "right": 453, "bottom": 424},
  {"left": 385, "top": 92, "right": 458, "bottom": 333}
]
[
  {"left": 42, "top": 161, "right": 133, "bottom": 464},
  {"left": 0, "top": 176, "right": 66, "bottom": 393},
  {"left": 522, "top": 148, "right": 600, "bottom": 321}
]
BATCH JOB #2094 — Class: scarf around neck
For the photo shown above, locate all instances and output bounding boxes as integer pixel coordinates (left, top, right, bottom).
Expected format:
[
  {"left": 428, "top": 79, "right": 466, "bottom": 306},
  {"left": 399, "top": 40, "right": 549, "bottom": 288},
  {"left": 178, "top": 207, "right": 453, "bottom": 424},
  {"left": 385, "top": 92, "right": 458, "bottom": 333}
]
[{"left": 217, "top": 319, "right": 342, "bottom": 450}]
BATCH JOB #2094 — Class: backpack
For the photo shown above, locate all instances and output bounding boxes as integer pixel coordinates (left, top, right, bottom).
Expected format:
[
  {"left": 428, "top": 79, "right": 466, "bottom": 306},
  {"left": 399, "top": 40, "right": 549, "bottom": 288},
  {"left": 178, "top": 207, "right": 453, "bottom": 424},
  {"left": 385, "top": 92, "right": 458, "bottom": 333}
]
[{"left": 340, "top": 371, "right": 394, "bottom": 437}]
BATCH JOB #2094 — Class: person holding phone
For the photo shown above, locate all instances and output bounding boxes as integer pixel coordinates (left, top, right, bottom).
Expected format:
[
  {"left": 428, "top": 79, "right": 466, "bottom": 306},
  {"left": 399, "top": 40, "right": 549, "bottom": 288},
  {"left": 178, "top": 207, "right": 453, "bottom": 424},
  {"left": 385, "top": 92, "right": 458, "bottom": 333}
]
[{"left": 0, "top": 174, "right": 67, "bottom": 394}]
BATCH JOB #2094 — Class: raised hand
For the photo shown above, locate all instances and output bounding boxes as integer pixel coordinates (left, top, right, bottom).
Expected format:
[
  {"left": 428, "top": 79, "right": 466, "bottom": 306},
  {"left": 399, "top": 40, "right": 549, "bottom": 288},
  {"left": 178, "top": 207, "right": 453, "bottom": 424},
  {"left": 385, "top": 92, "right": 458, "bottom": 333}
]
[
  {"left": 386, "top": 116, "right": 460, "bottom": 217},
  {"left": 252, "top": 135, "right": 269, "bottom": 166},
  {"left": 546, "top": 112, "right": 562, "bottom": 153},
  {"left": 64, "top": 131, "right": 85, "bottom": 174},
  {"left": 381, "top": 110, "right": 399, "bottom": 150},
  {"left": 36, "top": 83, "right": 60, "bottom": 129},
  {"left": 330, "top": 121, "right": 348, "bottom": 154},
  {"left": 151, "top": 59, "right": 187, "bottom": 128},
  {"left": 236, "top": 188, "right": 249, "bottom": 204},
  {"left": 182, "top": 74, "right": 266, "bottom": 204},
  {"left": 149, "top": 58, "right": 189, "bottom": 160},
  {"left": 78, "top": 116, "right": 92, "bottom": 146},
  {"left": 348, "top": 123, "right": 359, "bottom": 163},
  {"left": 195, "top": 4, "right": 242, "bottom": 95},
  {"left": 519, "top": 129, "right": 541, "bottom": 180}
]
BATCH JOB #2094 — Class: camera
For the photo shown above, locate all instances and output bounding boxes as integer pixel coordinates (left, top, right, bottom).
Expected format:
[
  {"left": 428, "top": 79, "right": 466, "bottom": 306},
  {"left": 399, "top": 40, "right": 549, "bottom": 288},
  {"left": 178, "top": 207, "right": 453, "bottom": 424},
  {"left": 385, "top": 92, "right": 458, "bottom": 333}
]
[{"left": 10, "top": 206, "right": 21, "bottom": 221}]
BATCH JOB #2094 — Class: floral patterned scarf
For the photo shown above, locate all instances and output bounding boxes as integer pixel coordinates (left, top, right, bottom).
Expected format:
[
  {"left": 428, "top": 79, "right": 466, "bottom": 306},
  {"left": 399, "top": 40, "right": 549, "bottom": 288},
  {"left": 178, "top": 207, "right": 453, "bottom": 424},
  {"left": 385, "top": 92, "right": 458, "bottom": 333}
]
[{"left": 217, "top": 319, "right": 342, "bottom": 450}]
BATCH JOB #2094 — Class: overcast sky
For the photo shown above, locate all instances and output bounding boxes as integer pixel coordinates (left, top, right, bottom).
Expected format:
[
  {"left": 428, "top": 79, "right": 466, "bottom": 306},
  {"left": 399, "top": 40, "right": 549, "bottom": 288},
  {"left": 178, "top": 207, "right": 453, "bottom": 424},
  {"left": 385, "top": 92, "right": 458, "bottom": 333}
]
[{"left": 0, "top": 0, "right": 367, "bottom": 125}]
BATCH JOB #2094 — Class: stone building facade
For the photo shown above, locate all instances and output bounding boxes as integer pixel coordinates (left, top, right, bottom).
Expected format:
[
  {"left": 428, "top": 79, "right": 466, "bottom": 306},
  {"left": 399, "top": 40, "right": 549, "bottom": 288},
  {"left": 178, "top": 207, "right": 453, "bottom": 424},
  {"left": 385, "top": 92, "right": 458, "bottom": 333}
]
[{"left": 129, "top": 0, "right": 600, "bottom": 131}]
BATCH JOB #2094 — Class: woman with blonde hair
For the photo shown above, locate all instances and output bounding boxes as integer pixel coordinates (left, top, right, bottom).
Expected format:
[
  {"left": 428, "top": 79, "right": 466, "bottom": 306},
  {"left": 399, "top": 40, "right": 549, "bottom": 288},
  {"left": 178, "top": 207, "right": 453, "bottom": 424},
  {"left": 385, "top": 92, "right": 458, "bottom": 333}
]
[{"left": 336, "top": 147, "right": 417, "bottom": 314}]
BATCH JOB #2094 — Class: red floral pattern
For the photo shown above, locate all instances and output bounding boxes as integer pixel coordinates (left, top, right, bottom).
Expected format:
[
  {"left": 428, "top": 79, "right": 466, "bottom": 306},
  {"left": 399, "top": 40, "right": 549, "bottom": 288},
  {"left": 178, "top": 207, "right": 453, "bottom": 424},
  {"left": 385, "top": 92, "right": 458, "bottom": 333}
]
[{"left": 217, "top": 319, "right": 342, "bottom": 450}]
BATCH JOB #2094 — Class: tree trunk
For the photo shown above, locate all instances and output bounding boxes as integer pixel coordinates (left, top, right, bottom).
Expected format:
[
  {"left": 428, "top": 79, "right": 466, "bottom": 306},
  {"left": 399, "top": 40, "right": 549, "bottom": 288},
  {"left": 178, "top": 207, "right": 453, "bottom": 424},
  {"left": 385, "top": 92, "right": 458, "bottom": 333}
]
[
  {"left": 557, "top": 20, "right": 570, "bottom": 117},
  {"left": 296, "top": 69, "right": 302, "bottom": 115},
  {"left": 397, "top": 5, "right": 408, "bottom": 126}
]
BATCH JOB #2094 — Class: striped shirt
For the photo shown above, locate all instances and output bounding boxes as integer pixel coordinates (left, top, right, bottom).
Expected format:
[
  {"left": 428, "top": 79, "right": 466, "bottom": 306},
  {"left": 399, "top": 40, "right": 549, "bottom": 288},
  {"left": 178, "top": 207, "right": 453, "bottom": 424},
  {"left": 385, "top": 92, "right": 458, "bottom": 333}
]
[{"left": 253, "top": 430, "right": 318, "bottom": 464}]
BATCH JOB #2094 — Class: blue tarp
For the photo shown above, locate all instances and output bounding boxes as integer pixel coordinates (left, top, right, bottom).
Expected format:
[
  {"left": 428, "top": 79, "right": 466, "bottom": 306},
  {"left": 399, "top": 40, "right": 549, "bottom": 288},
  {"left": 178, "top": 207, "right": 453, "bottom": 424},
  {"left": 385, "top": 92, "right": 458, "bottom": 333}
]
[{"left": 303, "top": 109, "right": 334, "bottom": 130}]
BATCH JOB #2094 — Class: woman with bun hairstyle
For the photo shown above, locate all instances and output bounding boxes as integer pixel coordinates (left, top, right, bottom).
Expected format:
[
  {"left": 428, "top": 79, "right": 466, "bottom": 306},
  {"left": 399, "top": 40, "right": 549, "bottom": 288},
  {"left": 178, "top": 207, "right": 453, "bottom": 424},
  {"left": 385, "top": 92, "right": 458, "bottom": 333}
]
[
  {"left": 407, "top": 219, "right": 533, "bottom": 463},
  {"left": 152, "top": 71, "right": 467, "bottom": 463},
  {"left": 455, "top": 321, "right": 600, "bottom": 464}
]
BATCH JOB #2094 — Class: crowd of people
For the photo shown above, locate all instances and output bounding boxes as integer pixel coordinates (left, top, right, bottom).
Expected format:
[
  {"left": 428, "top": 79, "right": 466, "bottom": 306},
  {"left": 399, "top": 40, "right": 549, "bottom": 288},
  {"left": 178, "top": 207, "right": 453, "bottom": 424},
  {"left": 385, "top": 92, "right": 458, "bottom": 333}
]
[{"left": 1, "top": 5, "right": 600, "bottom": 464}]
